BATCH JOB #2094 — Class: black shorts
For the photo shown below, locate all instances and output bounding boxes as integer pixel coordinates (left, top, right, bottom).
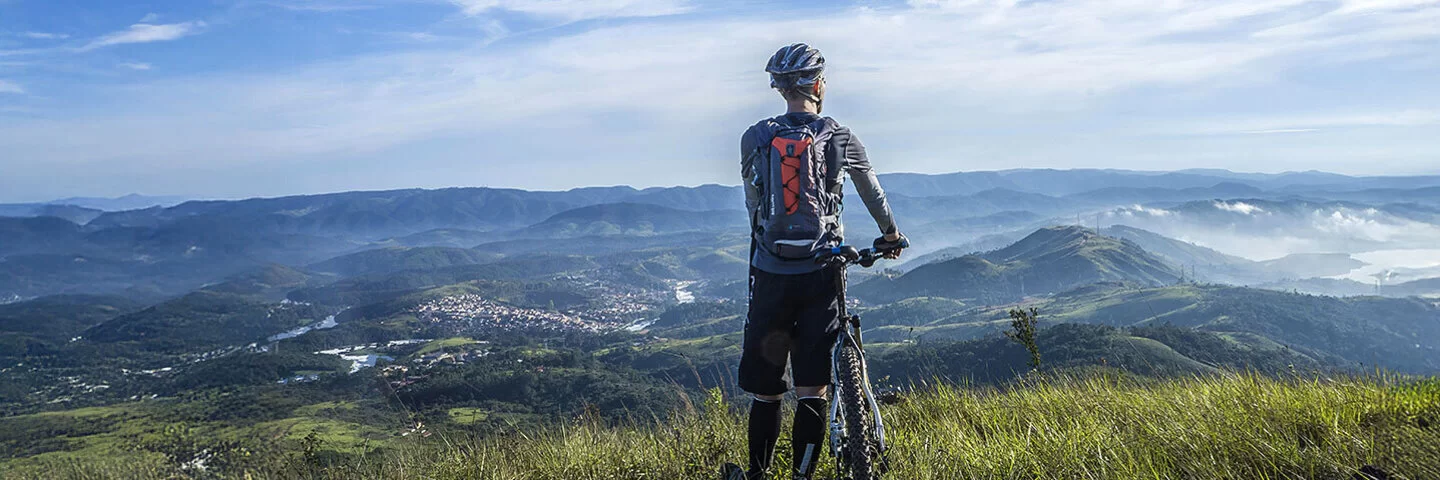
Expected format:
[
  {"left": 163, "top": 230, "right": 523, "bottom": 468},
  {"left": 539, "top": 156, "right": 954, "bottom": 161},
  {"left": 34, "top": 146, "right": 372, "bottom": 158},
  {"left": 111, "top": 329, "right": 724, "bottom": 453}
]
[{"left": 738, "top": 266, "right": 841, "bottom": 396}]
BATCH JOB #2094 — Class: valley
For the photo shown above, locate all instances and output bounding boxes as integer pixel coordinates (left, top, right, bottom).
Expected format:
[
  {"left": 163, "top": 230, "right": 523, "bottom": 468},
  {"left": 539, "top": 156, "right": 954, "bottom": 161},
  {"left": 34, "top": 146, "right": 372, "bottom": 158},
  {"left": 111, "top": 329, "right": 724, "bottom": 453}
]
[{"left": 2, "top": 168, "right": 1440, "bottom": 478}]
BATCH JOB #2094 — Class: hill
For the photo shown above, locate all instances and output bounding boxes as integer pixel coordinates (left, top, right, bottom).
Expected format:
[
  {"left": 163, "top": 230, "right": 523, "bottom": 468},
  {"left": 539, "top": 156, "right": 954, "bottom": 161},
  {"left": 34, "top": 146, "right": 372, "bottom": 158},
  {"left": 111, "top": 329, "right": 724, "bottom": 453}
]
[
  {"left": 855, "top": 226, "right": 1178, "bottom": 304},
  {"left": 308, "top": 247, "right": 501, "bottom": 277},
  {"left": 512, "top": 203, "right": 743, "bottom": 239},
  {"left": 0, "top": 295, "right": 139, "bottom": 364},
  {"left": 1257, "top": 253, "right": 1366, "bottom": 279},
  {"left": 872, "top": 323, "right": 1323, "bottom": 382},
  {"left": 1104, "top": 225, "right": 1252, "bottom": 269},
  {"left": 874, "top": 283, "right": 1440, "bottom": 373},
  {"left": 1390, "top": 277, "right": 1440, "bottom": 297},
  {"left": 84, "top": 291, "right": 332, "bottom": 353}
]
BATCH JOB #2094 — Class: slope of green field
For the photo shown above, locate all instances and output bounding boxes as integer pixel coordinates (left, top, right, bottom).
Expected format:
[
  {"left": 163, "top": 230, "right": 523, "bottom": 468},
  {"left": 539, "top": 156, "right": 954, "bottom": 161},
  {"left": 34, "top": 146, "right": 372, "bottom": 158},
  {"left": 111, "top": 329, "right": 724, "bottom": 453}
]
[{"left": 5, "top": 374, "right": 1436, "bottom": 479}]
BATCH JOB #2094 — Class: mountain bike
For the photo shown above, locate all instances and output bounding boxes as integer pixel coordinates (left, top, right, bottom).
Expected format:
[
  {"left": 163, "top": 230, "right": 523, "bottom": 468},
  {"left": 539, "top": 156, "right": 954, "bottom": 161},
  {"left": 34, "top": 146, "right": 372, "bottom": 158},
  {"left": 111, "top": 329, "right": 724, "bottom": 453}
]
[
  {"left": 814, "top": 244, "right": 898, "bottom": 480},
  {"left": 721, "top": 242, "right": 902, "bottom": 480}
]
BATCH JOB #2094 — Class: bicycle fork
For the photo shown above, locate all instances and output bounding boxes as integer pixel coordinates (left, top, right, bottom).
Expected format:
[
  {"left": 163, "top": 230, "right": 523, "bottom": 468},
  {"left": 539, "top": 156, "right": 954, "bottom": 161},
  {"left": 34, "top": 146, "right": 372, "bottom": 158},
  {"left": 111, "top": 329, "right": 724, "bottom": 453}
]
[{"left": 828, "top": 316, "right": 890, "bottom": 468}]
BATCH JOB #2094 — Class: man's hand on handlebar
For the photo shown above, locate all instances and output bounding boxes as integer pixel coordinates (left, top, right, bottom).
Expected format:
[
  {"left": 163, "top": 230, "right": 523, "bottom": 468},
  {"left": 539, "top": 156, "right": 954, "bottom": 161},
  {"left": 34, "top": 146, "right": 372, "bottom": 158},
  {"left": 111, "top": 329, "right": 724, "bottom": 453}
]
[{"left": 874, "top": 233, "right": 909, "bottom": 260}]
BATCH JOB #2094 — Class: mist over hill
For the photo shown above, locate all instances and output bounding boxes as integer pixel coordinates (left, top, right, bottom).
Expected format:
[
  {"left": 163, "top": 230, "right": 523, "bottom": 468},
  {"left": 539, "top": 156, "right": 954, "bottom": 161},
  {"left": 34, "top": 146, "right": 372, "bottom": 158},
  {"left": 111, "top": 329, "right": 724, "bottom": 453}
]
[{"left": 854, "top": 226, "right": 1179, "bottom": 304}]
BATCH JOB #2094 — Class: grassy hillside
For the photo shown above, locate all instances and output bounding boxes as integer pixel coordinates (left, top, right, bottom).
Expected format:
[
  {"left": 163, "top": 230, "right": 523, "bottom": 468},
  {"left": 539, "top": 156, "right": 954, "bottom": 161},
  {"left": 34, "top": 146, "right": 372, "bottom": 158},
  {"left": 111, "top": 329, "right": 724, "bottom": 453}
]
[
  {"left": 5, "top": 374, "right": 1435, "bottom": 479},
  {"left": 880, "top": 283, "right": 1440, "bottom": 373}
]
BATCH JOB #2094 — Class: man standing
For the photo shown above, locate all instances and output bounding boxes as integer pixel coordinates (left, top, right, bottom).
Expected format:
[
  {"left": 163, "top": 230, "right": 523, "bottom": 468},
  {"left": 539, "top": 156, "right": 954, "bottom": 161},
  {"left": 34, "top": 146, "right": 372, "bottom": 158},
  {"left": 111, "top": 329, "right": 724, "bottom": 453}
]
[{"left": 726, "top": 43, "right": 907, "bottom": 480}]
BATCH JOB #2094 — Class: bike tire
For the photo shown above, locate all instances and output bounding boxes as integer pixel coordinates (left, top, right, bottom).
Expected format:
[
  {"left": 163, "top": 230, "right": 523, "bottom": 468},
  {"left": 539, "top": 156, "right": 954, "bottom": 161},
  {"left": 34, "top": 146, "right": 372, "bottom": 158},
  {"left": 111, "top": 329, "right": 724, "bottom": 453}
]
[{"left": 836, "top": 339, "right": 877, "bottom": 480}]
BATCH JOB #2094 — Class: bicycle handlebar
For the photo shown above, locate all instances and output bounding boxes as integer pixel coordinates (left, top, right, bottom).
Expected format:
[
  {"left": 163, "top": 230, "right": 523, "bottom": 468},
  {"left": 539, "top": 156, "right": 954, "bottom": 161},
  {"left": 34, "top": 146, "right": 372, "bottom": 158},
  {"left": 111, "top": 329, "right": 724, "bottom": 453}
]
[{"left": 813, "top": 245, "right": 892, "bottom": 268}]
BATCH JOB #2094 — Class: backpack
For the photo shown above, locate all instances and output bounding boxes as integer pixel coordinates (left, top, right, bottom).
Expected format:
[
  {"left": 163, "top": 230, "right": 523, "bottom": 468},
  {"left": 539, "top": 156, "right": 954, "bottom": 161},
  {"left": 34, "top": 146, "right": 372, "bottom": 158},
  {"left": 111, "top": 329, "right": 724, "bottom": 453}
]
[{"left": 753, "top": 116, "right": 843, "bottom": 260}]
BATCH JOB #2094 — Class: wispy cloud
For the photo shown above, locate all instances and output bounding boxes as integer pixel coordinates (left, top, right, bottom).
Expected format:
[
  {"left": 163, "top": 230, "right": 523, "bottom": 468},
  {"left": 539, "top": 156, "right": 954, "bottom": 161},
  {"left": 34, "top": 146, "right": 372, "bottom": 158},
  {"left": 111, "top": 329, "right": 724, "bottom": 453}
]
[
  {"left": 448, "top": 0, "right": 692, "bottom": 21},
  {"left": 1240, "top": 129, "right": 1321, "bottom": 134},
  {"left": 263, "top": 1, "right": 386, "bottom": 12},
  {"left": 119, "top": 62, "right": 153, "bottom": 71},
  {"left": 20, "top": 32, "right": 69, "bottom": 40},
  {"left": 0, "top": 80, "right": 22, "bottom": 94},
  {"left": 80, "top": 21, "right": 207, "bottom": 51},
  {"left": 1173, "top": 110, "right": 1440, "bottom": 135}
]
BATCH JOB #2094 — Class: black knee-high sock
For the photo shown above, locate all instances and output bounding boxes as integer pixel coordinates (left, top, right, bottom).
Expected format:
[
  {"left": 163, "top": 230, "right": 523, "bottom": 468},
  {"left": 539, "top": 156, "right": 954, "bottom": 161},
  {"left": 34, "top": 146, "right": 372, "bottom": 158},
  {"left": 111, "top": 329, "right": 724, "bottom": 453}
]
[
  {"left": 792, "top": 397, "right": 828, "bottom": 478},
  {"left": 748, "top": 398, "right": 782, "bottom": 476}
]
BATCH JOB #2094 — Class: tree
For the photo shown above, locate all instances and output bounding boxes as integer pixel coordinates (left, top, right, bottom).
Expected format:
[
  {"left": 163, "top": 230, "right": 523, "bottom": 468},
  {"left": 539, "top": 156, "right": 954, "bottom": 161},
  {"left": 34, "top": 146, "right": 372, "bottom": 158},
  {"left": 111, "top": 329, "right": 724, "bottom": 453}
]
[{"left": 1005, "top": 307, "right": 1042, "bottom": 370}]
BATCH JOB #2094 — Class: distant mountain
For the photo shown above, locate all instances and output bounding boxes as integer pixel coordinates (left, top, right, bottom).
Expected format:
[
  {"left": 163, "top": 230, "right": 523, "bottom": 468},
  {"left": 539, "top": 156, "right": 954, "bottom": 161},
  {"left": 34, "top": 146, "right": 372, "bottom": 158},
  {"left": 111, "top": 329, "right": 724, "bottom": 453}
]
[
  {"left": 83, "top": 187, "right": 739, "bottom": 241},
  {"left": 47, "top": 194, "right": 190, "bottom": 212},
  {"left": 308, "top": 247, "right": 501, "bottom": 277},
  {"left": 1064, "top": 182, "right": 1265, "bottom": 205},
  {"left": 1388, "top": 277, "right": 1440, "bottom": 297},
  {"left": 0, "top": 217, "right": 87, "bottom": 256},
  {"left": 879, "top": 190, "right": 1078, "bottom": 224},
  {"left": 855, "top": 226, "right": 1179, "bottom": 304},
  {"left": 388, "top": 228, "right": 493, "bottom": 248},
  {"left": 475, "top": 232, "right": 746, "bottom": 256},
  {"left": 1106, "top": 199, "right": 1440, "bottom": 256},
  {"left": 200, "top": 264, "right": 330, "bottom": 301},
  {"left": 1256, "top": 253, "right": 1366, "bottom": 279},
  {"left": 1253, "top": 278, "right": 1378, "bottom": 297},
  {"left": 1102, "top": 225, "right": 1286, "bottom": 284},
  {"left": 7, "top": 169, "right": 1440, "bottom": 301},
  {"left": 0, "top": 204, "right": 105, "bottom": 224},
  {"left": 1105, "top": 225, "right": 1250, "bottom": 268},
  {"left": 895, "top": 231, "right": 1030, "bottom": 272},
  {"left": 512, "top": 203, "right": 744, "bottom": 239},
  {"left": 287, "top": 255, "right": 602, "bottom": 305}
]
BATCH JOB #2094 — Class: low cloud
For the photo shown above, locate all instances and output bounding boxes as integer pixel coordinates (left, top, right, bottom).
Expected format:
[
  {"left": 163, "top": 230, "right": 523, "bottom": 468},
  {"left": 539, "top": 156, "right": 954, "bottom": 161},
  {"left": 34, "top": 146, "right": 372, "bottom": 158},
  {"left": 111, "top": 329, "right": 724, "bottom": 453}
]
[
  {"left": 119, "top": 62, "right": 153, "bottom": 70},
  {"left": 0, "top": 80, "right": 22, "bottom": 94},
  {"left": 80, "top": 21, "right": 207, "bottom": 51},
  {"left": 1214, "top": 201, "right": 1266, "bottom": 215}
]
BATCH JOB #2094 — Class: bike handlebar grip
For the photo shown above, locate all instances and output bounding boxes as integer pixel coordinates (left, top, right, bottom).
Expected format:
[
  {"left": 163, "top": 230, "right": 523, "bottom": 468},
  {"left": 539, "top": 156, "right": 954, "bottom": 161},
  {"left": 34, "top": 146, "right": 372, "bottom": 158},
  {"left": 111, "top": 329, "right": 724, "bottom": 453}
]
[{"left": 873, "top": 234, "right": 910, "bottom": 253}]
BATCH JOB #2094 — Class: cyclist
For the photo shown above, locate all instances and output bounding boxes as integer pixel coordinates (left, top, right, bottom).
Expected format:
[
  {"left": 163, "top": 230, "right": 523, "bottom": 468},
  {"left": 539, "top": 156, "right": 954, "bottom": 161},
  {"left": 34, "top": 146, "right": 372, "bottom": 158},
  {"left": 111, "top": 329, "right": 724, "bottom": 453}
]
[{"left": 724, "top": 43, "right": 907, "bottom": 480}]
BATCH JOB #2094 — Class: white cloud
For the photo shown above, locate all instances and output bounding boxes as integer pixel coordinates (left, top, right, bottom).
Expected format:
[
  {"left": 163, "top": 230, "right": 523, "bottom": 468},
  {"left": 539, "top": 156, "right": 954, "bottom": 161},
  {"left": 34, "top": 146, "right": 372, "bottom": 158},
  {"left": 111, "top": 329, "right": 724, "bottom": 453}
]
[
  {"left": 449, "top": 0, "right": 692, "bottom": 21},
  {"left": 21, "top": 32, "right": 70, "bottom": 40},
  {"left": 139, "top": 13, "right": 161, "bottom": 23},
  {"left": 266, "top": 1, "right": 385, "bottom": 12},
  {"left": 120, "top": 62, "right": 153, "bottom": 70},
  {"left": 1241, "top": 129, "right": 1320, "bottom": 134},
  {"left": 0, "top": 80, "right": 22, "bottom": 94},
  {"left": 81, "top": 21, "right": 207, "bottom": 51},
  {"left": 1169, "top": 110, "right": 1440, "bottom": 135}
]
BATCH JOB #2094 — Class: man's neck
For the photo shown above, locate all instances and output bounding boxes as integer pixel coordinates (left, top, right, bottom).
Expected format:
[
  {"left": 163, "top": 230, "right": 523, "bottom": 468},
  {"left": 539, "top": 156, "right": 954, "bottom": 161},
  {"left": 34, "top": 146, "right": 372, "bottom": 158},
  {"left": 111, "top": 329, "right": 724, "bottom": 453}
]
[{"left": 786, "top": 100, "right": 820, "bottom": 114}]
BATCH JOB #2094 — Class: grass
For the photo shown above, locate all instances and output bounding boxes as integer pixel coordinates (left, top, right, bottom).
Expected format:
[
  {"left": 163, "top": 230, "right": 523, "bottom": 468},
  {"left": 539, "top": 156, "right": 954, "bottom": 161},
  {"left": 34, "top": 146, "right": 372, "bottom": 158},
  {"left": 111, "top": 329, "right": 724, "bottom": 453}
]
[
  {"left": 4, "top": 373, "right": 1437, "bottom": 479},
  {"left": 446, "top": 408, "right": 489, "bottom": 425},
  {"left": 414, "top": 337, "right": 480, "bottom": 356}
]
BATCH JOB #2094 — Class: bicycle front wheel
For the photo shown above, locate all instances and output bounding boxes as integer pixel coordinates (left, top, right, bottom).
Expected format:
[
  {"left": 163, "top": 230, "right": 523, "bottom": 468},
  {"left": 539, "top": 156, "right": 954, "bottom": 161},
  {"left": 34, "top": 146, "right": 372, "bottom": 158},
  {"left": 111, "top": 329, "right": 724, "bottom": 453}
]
[{"left": 836, "top": 339, "right": 877, "bottom": 480}]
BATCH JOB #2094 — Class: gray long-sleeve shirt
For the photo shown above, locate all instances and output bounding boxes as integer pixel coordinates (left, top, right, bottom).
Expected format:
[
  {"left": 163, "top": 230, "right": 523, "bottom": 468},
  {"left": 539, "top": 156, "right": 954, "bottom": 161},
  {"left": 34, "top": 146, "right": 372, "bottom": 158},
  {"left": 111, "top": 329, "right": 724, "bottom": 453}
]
[{"left": 741, "top": 112, "right": 899, "bottom": 274}]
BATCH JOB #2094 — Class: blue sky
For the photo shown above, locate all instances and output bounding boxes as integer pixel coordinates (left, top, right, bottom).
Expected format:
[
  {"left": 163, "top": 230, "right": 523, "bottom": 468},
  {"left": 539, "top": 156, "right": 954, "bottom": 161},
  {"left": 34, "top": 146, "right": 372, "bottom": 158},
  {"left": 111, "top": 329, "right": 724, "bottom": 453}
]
[{"left": 1, "top": 0, "right": 1438, "bottom": 202}]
